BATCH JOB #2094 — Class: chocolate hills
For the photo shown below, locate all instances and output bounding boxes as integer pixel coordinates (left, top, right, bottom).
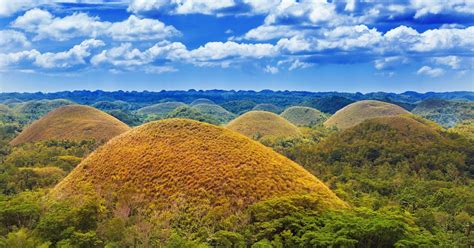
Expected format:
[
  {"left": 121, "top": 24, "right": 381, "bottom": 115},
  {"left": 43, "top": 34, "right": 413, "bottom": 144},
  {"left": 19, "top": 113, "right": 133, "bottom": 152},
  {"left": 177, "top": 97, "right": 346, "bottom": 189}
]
[
  {"left": 192, "top": 103, "right": 236, "bottom": 123},
  {"left": 281, "top": 106, "right": 329, "bottom": 126},
  {"left": 252, "top": 103, "right": 281, "bottom": 114},
  {"left": 412, "top": 99, "right": 474, "bottom": 128},
  {"left": 226, "top": 111, "right": 301, "bottom": 139},
  {"left": 51, "top": 119, "right": 346, "bottom": 211},
  {"left": 10, "top": 105, "right": 130, "bottom": 145},
  {"left": 324, "top": 100, "right": 410, "bottom": 130},
  {"left": 137, "top": 101, "right": 187, "bottom": 116},
  {"left": 190, "top": 98, "right": 215, "bottom": 106}
]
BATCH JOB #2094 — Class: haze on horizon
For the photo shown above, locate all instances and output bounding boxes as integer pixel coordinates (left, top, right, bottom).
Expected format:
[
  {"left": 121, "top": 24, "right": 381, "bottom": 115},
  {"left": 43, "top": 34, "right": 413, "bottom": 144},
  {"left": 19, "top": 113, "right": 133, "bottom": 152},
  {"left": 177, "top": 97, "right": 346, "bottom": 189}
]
[{"left": 0, "top": 0, "right": 473, "bottom": 93}]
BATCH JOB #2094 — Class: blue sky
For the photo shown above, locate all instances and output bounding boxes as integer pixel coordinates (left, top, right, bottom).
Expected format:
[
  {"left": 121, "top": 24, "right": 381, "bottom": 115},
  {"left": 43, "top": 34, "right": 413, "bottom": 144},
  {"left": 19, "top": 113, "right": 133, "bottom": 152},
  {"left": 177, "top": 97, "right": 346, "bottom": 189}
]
[{"left": 0, "top": 0, "right": 473, "bottom": 92}]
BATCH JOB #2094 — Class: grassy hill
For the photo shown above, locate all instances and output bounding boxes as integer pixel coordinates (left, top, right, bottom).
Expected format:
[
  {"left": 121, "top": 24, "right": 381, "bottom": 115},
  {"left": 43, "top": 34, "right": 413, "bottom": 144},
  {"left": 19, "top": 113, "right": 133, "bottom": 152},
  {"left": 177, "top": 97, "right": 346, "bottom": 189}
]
[
  {"left": 51, "top": 119, "right": 346, "bottom": 212},
  {"left": 136, "top": 102, "right": 187, "bottom": 116},
  {"left": 190, "top": 98, "right": 215, "bottom": 106},
  {"left": 221, "top": 100, "right": 257, "bottom": 114},
  {"left": 324, "top": 100, "right": 410, "bottom": 130},
  {"left": 166, "top": 106, "right": 220, "bottom": 125},
  {"left": 226, "top": 111, "right": 301, "bottom": 139},
  {"left": 412, "top": 99, "right": 474, "bottom": 128},
  {"left": 13, "top": 99, "right": 74, "bottom": 121},
  {"left": 449, "top": 119, "right": 474, "bottom": 140},
  {"left": 281, "top": 106, "right": 329, "bottom": 126},
  {"left": 252, "top": 103, "right": 282, "bottom": 114},
  {"left": 10, "top": 105, "right": 130, "bottom": 145},
  {"left": 191, "top": 103, "right": 236, "bottom": 124}
]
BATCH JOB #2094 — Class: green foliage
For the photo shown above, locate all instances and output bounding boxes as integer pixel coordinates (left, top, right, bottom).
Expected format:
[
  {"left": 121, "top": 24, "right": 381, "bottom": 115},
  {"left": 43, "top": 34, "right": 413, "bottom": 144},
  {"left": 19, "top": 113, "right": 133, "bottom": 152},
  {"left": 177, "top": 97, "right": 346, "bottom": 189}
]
[
  {"left": 165, "top": 106, "right": 220, "bottom": 125},
  {"left": 221, "top": 100, "right": 257, "bottom": 115},
  {"left": 412, "top": 99, "right": 474, "bottom": 128},
  {"left": 303, "top": 96, "right": 354, "bottom": 114}
]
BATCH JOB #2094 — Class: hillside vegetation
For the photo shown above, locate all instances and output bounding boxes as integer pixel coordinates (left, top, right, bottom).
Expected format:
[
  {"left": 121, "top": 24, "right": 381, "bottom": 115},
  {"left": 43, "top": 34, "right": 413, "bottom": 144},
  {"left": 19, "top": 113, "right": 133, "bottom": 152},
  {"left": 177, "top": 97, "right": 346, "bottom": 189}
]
[
  {"left": 13, "top": 99, "right": 74, "bottom": 121},
  {"left": 52, "top": 119, "right": 345, "bottom": 212},
  {"left": 303, "top": 96, "right": 355, "bottom": 114},
  {"left": 281, "top": 106, "right": 329, "bottom": 126},
  {"left": 190, "top": 98, "right": 215, "bottom": 106},
  {"left": 191, "top": 103, "right": 236, "bottom": 124},
  {"left": 324, "top": 100, "right": 410, "bottom": 129},
  {"left": 226, "top": 111, "right": 301, "bottom": 139},
  {"left": 136, "top": 102, "right": 186, "bottom": 116},
  {"left": 10, "top": 105, "right": 130, "bottom": 145},
  {"left": 252, "top": 103, "right": 281, "bottom": 114},
  {"left": 412, "top": 99, "right": 474, "bottom": 128}
]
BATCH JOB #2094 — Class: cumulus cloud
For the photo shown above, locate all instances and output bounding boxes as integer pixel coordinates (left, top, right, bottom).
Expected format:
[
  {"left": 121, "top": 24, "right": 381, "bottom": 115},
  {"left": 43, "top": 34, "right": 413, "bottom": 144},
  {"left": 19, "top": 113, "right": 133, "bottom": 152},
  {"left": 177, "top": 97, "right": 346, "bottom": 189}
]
[
  {"left": 417, "top": 66, "right": 445, "bottom": 77},
  {"left": 432, "top": 56, "right": 462, "bottom": 69},
  {"left": 411, "top": 0, "right": 474, "bottom": 18},
  {"left": 128, "top": 0, "right": 235, "bottom": 15},
  {"left": 264, "top": 65, "right": 279, "bottom": 74},
  {"left": 0, "top": 39, "right": 104, "bottom": 70},
  {"left": 12, "top": 9, "right": 180, "bottom": 41},
  {"left": 0, "top": 30, "right": 31, "bottom": 52}
]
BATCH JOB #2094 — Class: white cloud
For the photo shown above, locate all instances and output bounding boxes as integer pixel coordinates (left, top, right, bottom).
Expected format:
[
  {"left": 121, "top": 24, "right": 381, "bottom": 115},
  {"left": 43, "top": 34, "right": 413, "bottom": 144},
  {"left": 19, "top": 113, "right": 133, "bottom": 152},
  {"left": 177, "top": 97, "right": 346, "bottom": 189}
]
[
  {"left": 432, "top": 56, "right": 461, "bottom": 69},
  {"left": 264, "top": 0, "right": 338, "bottom": 25},
  {"left": 186, "top": 41, "right": 277, "bottom": 63},
  {"left": 0, "top": 0, "right": 46, "bottom": 17},
  {"left": 288, "top": 59, "right": 311, "bottom": 70},
  {"left": 34, "top": 39, "right": 105, "bottom": 68},
  {"left": 374, "top": 56, "right": 408, "bottom": 70},
  {"left": 0, "top": 50, "right": 40, "bottom": 69},
  {"left": 12, "top": 9, "right": 179, "bottom": 41},
  {"left": 417, "top": 66, "right": 445, "bottom": 77},
  {"left": 264, "top": 65, "right": 279, "bottom": 74},
  {"left": 243, "top": 25, "right": 306, "bottom": 41},
  {"left": 411, "top": 0, "right": 474, "bottom": 18},
  {"left": 0, "top": 30, "right": 31, "bottom": 52},
  {"left": 128, "top": 0, "right": 235, "bottom": 15}
]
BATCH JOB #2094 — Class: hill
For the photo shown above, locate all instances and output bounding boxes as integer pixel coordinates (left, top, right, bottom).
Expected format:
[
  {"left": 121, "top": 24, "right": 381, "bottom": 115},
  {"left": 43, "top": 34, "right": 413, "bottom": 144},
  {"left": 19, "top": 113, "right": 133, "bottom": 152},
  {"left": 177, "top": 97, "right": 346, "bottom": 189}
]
[
  {"left": 166, "top": 106, "right": 220, "bottom": 125},
  {"left": 92, "top": 100, "right": 132, "bottom": 111},
  {"left": 303, "top": 96, "right": 355, "bottom": 114},
  {"left": 412, "top": 99, "right": 474, "bottom": 128},
  {"left": 281, "top": 106, "right": 329, "bottom": 126},
  {"left": 324, "top": 100, "right": 410, "bottom": 130},
  {"left": 136, "top": 102, "right": 187, "bottom": 116},
  {"left": 226, "top": 111, "right": 301, "bottom": 139},
  {"left": 449, "top": 119, "right": 474, "bottom": 140},
  {"left": 252, "top": 103, "right": 281, "bottom": 114},
  {"left": 10, "top": 105, "right": 130, "bottom": 145},
  {"left": 14, "top": 99, "right": 74, "bottom": 120},
  {"left": 51, "top": 119, "right": 346, "bottom": 212},
  {"left": 221, "top": 100, "right": 257, "bottom": 114},
  {"left": 190, "top": 98, "right": 215, "bottom": 106},
  {"left": 192, "top": 103, "right": 236, "bottom": 123}
]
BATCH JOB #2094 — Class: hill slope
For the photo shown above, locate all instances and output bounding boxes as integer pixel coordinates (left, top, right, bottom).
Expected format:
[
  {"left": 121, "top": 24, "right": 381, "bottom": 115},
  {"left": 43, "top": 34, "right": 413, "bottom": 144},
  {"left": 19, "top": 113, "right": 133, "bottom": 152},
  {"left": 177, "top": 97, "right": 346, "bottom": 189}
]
[
  {"left": 51, "top": 119, "right": 345, "bottom": 211},
  {"left": 192, "top": 103, "right": 236, "bottom": 123},
  {"left": 226, "top": 111, "right": 301, "bottom": 139},
  {"left": 190, "top": 98, "right": 215, "bottom": 106},
  {"left": 252, "top": 103, "right": 281, "bottom": 114},
  {"left": 10, "top": 105, "right": 130, "bottom": 145},
  {"left": 324, "top": 100, "right": 410, "bottom": 130},
  {"left": 137, "top": 102, "right": 187, "bottom": 115},
  {"left": 412, "top": 99, "right": 474, "bottom": 128},
  {"left": 281, "top": 106, "right": 329, "bottom": 126}
]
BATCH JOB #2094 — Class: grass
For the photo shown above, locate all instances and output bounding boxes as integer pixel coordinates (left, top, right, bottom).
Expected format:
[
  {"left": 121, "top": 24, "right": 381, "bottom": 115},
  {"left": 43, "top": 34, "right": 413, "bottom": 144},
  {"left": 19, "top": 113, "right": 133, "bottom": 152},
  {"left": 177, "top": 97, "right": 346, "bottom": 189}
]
[
  {"left": 280, "top": 106, "right": 329, "bottom": 126},
  {"left": 226, "top": 111, "right": 301, "bottom": 139},
  {"left": 190, "top": 98, "right": 215, "bottom": 106},
  {"left": 51, "top": 119, "right": 346, "bottom": 211},
  {"left": 136, "top": 102, "right": 187, "bottom": 115},
  {"left": 324, "top": 100, "right": 410, "bottom": 130},
  {"left": 10, "top": 105, "right": 130, "bottom": 145},
  {"left": 192, "top": 103, "right": 236, "bottom": 124},
  {"left": 252, "top": 104, "right": 281, "bottom": 114}
]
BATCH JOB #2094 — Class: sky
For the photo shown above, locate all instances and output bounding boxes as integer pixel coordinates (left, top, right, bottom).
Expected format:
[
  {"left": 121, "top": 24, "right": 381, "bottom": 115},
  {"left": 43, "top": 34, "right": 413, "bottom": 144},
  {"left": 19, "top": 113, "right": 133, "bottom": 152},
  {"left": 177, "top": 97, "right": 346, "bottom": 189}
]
[{"left": 0, "top": 0, "right": 473, "bottom": 93}]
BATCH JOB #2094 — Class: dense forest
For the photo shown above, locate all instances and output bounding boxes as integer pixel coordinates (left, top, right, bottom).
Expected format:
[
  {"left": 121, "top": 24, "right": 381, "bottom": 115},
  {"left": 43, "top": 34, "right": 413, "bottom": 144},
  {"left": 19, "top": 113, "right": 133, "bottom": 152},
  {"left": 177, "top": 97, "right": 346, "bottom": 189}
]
[{"left": 0, "top": 91, "right": 472, "bottom": 247}]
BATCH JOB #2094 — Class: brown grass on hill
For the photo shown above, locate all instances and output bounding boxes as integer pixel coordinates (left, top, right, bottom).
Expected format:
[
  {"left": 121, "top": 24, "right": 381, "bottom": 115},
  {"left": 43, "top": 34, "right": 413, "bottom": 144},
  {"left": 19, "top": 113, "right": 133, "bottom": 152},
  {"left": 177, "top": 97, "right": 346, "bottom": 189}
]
[
  {"left": 324, "top": 100, "right": 410, "bottom": 130},
  {"left": 10, "top": 105, "right": 130, "bottom": 145},
  {"left": 51, "top": 119, "right": 345, "bottom": 212},
  {"left": 226, "top": 111, "right": 301, "bottom": 139}
]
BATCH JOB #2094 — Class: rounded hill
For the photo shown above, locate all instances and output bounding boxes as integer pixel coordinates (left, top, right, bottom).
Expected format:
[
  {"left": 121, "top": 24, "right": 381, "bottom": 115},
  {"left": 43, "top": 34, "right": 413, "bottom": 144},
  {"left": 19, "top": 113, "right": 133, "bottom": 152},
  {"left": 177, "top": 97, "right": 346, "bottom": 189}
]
[
  {"left": 10, "top": 105, "right": 130, "bottom": 145},
  {"left": 281, "top": 106, "right": 329, "bottom": 126},
  {"left": 252, "top": 103, "right": 281, "bottom": 114},
  {"left": 226, "top": 111, "right": 301, "bottom": 139},
  {"left": 412, "top": 99, "right": 474, "bottom": 128},
  {"left": 51, "top": 119, "right": 345, "bottom": 211},
  {"left": 324, "top": 100, "right": 409, "bottom": 130},
  {"left": 137, "top": 102, "right": 187, "bottom": 115},
  {"left": 190, "top": 98, "right": 215, "bottom": 106},
  {"left": 192, "top": 103, "right": 236, "bottom": 123}
]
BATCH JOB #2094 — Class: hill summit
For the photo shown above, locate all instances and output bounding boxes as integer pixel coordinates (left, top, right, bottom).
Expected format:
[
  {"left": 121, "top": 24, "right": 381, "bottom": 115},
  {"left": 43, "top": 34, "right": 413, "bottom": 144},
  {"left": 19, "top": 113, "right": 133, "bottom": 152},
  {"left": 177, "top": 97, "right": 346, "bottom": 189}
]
[
  {"left": 10, "top": 105, "right": 130, "bottom": 145},
  {"left": 281, "top": 106, "right": 328, "bottom": 126},
  {"left": 51, "top": 119, "right": 345, "bottom": 211},
  {"left": 226, "top": 111, "right": 301, "bottom": 139},
  {"left": 324, "top": 100, "right": 409, "bottom": 130}
]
